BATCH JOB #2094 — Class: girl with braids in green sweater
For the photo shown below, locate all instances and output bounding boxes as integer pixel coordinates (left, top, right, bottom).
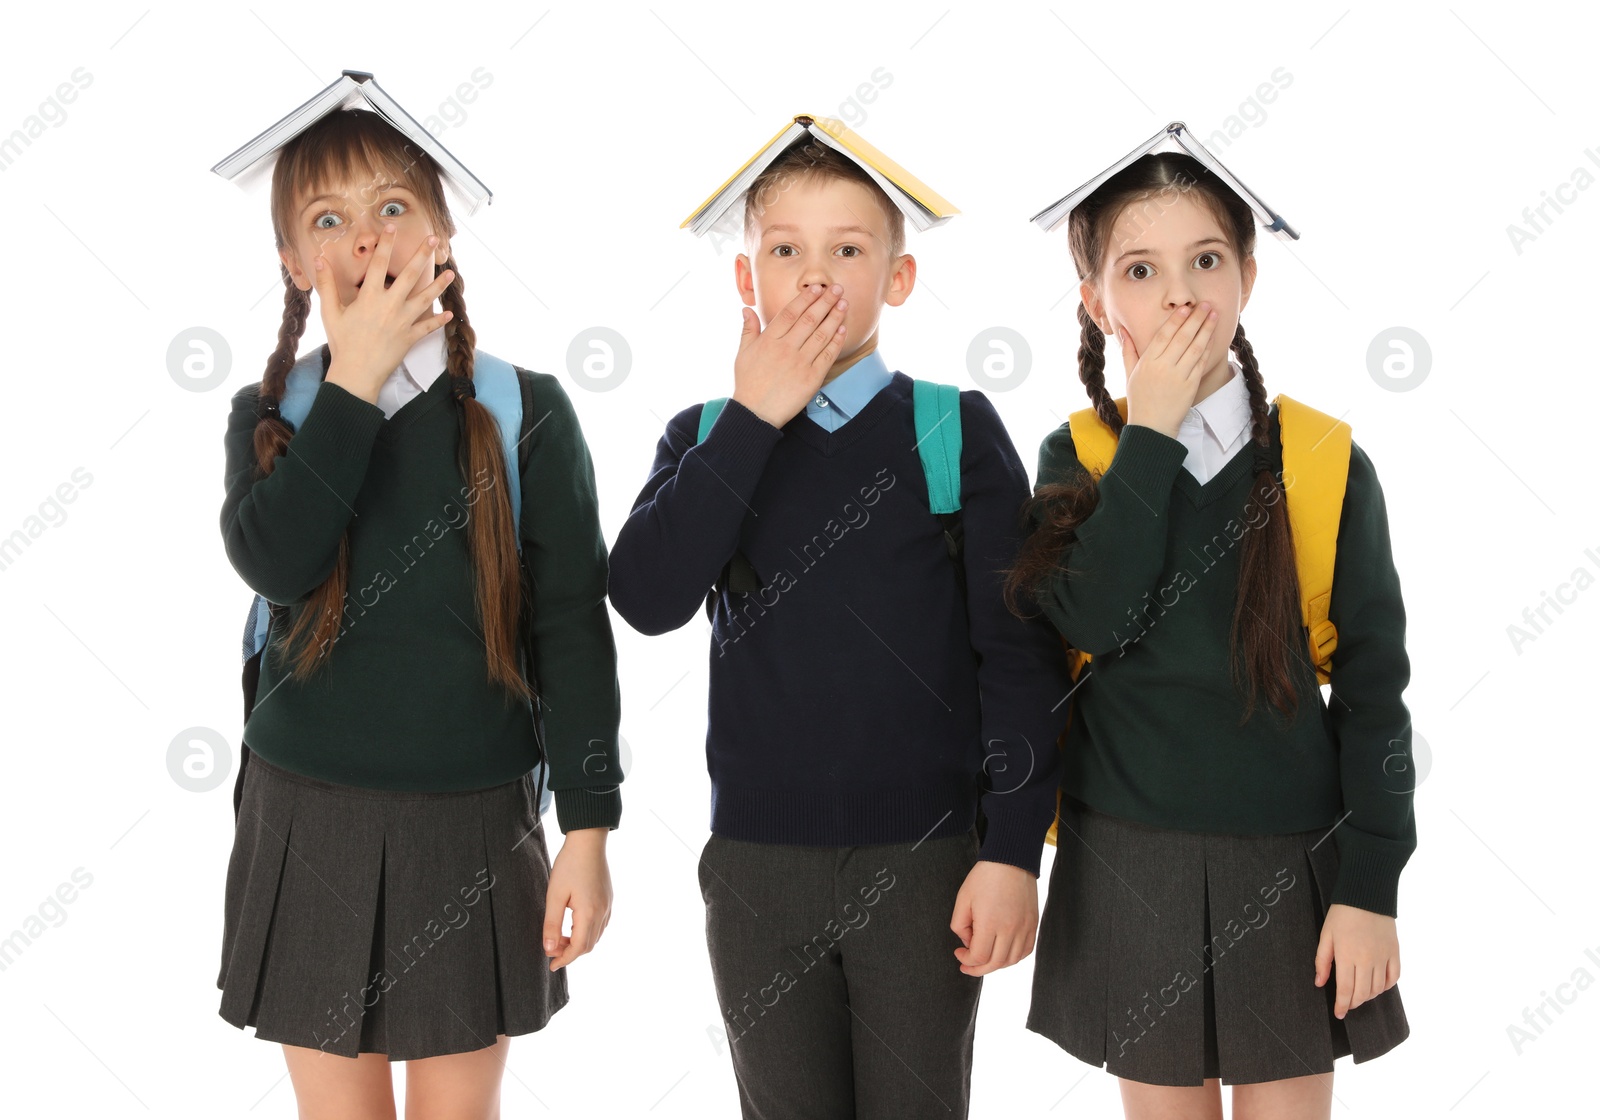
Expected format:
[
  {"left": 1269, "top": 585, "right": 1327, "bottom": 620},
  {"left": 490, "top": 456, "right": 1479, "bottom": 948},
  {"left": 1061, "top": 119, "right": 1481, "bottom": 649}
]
[
  {"left": 217, "top": 107, "right": 622, "bottom": 1117},
  {"left": 1006, "top": 151, "right": 1415, "bottom": 1119}
]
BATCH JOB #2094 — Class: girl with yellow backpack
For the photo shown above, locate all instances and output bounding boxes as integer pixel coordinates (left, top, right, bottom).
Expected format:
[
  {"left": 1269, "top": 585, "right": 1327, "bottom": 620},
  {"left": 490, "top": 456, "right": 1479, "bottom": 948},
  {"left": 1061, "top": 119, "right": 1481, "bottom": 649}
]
[{"left": 1005, "top": 126, "right": 1416, "bottom": 1118}]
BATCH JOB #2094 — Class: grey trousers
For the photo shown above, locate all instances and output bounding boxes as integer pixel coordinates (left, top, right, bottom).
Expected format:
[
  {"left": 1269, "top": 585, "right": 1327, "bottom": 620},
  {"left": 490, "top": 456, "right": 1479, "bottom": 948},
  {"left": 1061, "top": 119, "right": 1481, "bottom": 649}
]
[{"left": 698, "top": 827, "right": 983, "bottom": 1120}]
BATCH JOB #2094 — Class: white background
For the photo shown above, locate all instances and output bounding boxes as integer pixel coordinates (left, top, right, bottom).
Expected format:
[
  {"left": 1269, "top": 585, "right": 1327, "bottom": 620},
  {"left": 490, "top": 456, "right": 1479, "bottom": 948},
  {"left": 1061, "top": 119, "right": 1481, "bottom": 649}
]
[{"left": 1, "top": 1, "right": 1595, "bottom": 1116}]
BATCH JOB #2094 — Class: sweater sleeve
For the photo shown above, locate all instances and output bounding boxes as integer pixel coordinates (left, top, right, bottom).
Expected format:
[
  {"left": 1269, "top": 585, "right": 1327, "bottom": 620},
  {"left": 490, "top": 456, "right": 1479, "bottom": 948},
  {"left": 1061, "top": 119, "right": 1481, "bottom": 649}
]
[
  {"left": 958, "top": 393, "right": 1072, "bottom": 877},
  {"left": 607, "top": 397, "right": 784, "bottom": 635},
  {"left": 1324, "top": 440, "right": 1417, "bottom": 917},
  {"left": 519, "top": 373, "right": 624, "bottom": 833},
  {"left": 220, "top": 380, "right": 386, "bottom": 604},
  {"left": 1030, "top": 421, "right": 1190, "bottom": 655}
]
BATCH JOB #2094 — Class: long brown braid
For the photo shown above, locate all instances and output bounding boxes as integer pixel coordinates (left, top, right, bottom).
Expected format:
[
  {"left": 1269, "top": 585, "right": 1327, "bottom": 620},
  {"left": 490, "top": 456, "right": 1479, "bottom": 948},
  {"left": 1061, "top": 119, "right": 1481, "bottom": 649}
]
[
  {"left": 250, "top": 109, "right": 533, "bottom": 704},
  {"left": 1003, "top": 152, "right": 1305, "bottom": 722},
  {"left": 1228, "top": 321, "right": 1303, "bottom": 719},
  {"left": 1075, "top": 302, "right": 1124, "bottom": 435}
]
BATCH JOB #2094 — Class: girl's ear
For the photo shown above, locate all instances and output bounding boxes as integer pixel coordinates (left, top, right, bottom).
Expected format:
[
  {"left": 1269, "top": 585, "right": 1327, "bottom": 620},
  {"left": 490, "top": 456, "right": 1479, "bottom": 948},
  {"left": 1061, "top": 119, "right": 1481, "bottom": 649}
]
[
  {"left": 1079, "top": 280, "right": 1109, "bottom": 334},
  {"left": 280, "top": 247, "right": 311, "bottom": 292}
]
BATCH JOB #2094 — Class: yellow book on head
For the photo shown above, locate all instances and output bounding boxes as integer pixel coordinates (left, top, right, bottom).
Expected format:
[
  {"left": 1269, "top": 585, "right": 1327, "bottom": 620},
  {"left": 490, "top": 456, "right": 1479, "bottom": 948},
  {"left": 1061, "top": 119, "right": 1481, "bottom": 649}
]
[{"left": 681, "top": 113, "right": 958, "bottom": 237}]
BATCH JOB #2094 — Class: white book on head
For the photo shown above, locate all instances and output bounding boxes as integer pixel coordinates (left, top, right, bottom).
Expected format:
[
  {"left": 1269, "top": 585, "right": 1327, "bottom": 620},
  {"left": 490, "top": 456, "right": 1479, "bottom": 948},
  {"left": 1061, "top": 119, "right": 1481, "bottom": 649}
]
[
  {"left": 1030, "top": 120, "right": 1297, "bottom": 241},
  {"left": 212, "top": 69, "right": 493, "bottom": 216}
]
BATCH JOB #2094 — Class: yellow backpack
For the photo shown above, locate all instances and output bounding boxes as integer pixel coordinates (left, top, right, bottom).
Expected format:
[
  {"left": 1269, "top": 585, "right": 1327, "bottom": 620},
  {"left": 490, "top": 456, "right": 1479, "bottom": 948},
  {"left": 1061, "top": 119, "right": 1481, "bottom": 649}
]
[{"left": 1043, "top": 394, "right": 1352, "bottom": 846}]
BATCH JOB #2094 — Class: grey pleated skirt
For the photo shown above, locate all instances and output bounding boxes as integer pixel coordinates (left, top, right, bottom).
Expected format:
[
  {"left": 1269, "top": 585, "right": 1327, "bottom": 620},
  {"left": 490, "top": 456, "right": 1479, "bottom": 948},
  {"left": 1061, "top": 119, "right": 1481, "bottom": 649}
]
[
  {"left": 1027, "top": 796, "right": 1408, "bottom": 1086},
  {"left": 217, "top": 751, "right": 568, "bottom": 1060}
]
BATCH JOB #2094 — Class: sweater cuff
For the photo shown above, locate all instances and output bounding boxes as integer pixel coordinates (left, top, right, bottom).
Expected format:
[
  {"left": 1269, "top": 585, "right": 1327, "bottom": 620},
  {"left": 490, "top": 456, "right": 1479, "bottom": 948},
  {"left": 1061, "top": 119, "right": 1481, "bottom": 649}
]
[
  {"left": 1328, "top": 824, "right": 1414, "bottom": 917},
  {"left": 695, "top": 396, "right": 784, "bottom": 476},
  {"left": 296, "top": 379, "right": 386, "bottom": 445},
  {"left": 1100, "top": 422, "right": 1188, "bottom": 497},
  {"left": 976, "top": 797, "right": 1055, "bottom": 878},
  {"left": 553, "top": 785, "right": 622, "bottom": 833}
]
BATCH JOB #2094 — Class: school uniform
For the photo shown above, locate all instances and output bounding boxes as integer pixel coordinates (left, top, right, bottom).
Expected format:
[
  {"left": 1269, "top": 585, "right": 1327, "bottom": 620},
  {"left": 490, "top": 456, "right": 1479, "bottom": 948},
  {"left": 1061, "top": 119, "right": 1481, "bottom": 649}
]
[
  {"left": 1024, "top": 362, "right": 1413, "bottom": 1086},
  {"left": 216, "top": 328, "right": 623, "bottom": 1060},
  {"left": 609, "top": 350, "right": 1072, "bottom": 1118}
]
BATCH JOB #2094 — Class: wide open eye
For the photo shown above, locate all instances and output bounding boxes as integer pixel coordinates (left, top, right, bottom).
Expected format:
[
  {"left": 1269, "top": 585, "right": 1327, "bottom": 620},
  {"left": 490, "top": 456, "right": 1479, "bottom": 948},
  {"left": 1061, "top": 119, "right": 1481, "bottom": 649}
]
[
  {"left": 1126, "top": 261, "right": 1154, "bottom": 281},
  {"left": 1194, "top": 250, "right": 1222, "bottom": 270}
]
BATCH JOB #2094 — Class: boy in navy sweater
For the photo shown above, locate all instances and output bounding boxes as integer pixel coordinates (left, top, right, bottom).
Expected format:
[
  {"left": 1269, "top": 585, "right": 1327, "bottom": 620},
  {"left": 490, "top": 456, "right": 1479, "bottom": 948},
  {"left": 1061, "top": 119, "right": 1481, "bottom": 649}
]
[{"left": 608, "top": 138, "right": 1071, "bottom": 1119}]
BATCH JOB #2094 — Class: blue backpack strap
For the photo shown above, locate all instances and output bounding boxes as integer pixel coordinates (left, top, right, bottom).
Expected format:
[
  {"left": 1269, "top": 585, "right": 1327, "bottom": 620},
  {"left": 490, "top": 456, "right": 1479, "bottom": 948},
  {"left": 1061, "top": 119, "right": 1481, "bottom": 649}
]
[
  {"left": 473, "top": 351, "right": 552, "bottom": 818},
  {"left": 243, "top": 592, "right": 270, "bottom": 664},
  {"left": 241, "top": 351, "right": 322, "bottom": 666},
  {"left": 698, "top": 397, "right": 728, "bottom": 443},
  {"left": 468, "top": 349, "right": 524, "bottom": 541},
  {"left": 276, "top": 348, "right": 324, "bottom": 430},
  {"left": 912, "top": 380, "right": 962, "bottom": 513}
]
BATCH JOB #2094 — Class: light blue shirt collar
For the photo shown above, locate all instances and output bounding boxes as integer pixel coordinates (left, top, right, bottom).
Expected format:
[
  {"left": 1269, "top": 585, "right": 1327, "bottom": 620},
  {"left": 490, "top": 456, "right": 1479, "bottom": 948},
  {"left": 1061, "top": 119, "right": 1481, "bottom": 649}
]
[{"left": 805, "top": 350, "right": 892, "bottom": 429}]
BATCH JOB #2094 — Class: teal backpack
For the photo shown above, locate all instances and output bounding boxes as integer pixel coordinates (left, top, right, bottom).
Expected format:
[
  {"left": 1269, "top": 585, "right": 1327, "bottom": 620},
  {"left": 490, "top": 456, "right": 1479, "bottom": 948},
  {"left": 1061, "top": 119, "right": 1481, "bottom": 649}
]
[
  {"left": 235, "top": 344, "right": 553, "bottom": 820},
  {"left": 695, "top": 380, "right": 966, "bottom": 602}
]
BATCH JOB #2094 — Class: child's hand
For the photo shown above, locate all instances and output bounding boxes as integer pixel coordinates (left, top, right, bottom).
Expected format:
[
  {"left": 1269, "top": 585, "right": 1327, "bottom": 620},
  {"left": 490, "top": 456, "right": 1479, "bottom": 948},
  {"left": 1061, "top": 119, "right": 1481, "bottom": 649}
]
[
  {"left": 1314, "top": 902, "right": 1400, "bottom": 1018},
  {"left": 542, "top": 827, "right": 613, "bottom": 971},
  {"left": 315, "top": 223, "right": 457, "bottom": 405},
  {"left": 950, "top": 859, "right": 1039, "bottom": 976},
  {"left": 730, "top": 283, "right": 850, "bottom": 428},
  {"left": 1119, "top": 302, "right": 1218, "bottom": 438}
]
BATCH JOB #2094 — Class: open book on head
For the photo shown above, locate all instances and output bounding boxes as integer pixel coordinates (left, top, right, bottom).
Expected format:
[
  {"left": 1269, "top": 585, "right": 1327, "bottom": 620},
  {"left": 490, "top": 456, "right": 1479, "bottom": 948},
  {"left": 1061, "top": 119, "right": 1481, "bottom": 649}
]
[
  {"left": 212, "top": 69, "right": 493, "bottom": 216},
  {"left": 1030, "top": 120, "right": 1298, "bottom": 241},
  {"left": 681, "top": 113, "right": 958, "bottom": 238}
]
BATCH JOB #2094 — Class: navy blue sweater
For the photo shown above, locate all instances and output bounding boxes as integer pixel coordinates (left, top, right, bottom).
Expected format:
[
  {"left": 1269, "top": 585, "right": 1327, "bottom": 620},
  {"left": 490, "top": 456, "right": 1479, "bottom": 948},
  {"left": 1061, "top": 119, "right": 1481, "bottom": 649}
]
[{"left": 608, "top": 372, "right": 1071, "bottom": 875}]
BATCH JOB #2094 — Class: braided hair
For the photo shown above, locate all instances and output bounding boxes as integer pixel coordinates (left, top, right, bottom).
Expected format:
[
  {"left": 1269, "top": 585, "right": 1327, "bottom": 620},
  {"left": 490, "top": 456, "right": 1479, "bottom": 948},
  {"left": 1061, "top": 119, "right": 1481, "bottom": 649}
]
[
  {"left": 1002, "top": 153, "right": 1304, "bottom": 722},
  {"left": 251, "top": 109, "right": 533, "bottom": 704}
]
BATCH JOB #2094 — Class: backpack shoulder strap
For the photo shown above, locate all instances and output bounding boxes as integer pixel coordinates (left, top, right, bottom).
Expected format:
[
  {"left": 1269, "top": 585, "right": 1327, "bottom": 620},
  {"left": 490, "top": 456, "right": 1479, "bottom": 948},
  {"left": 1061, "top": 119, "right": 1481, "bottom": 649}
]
[
  {"left": 244, "top": 348, "right": 324, "bottom": 665},
  {"left": 1057, "top": 399, "right": 1128, "bottom": 684},
  {"left": 912, "top": 380, "right": 963, "bottom": 514},
  {"left": 514, "top": 365, "right": 536, "bottom": 479},
  {"left": 277, "top": 347, "right": 326, "bottom": 430},
  {"left": 693, "top": 397, "right": 759, "bottom": 594},
  {"left": 1274, "top": 393, "right": 1352, "bottom": 683},
  {"left": 698, "top": 398, "right": 728, "bottom": 443},
  {"left": 468, "top": 349, "right": 524, "bottom": 542},
  {"left": 1064, "top": 397, "right": 1128, "bottom": 478}
]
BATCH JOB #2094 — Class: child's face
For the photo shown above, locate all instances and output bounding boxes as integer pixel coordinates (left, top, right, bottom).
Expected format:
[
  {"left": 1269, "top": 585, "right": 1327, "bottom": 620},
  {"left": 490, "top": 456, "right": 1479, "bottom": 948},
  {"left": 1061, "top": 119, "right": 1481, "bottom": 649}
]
[
  {"left": 278, "top": 170, "right": 449, "bottom": 308},
  {"left": 1080, "top": 192, "right": 1256, "bottom": 381},
  {"left": 735, "top": 175, "right": 913, "bottom": 374}
]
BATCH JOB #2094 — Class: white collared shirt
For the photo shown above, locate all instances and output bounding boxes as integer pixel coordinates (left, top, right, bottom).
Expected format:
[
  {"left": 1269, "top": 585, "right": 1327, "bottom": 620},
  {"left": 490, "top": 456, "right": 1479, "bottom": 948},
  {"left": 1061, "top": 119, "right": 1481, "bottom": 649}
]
[
  {"left": 1175, "top": 356, "right": 1253, "bottom": 484},
  {"left": 374, "top": 325, "right": 449, "bottom": 420}
]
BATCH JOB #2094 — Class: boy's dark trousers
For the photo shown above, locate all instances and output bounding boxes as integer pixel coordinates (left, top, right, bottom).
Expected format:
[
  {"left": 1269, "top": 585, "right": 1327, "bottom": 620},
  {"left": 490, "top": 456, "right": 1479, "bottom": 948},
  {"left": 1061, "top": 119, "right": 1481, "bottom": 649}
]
[{"left": 699, "top": 826, "right": 983, "bottom": 1119}]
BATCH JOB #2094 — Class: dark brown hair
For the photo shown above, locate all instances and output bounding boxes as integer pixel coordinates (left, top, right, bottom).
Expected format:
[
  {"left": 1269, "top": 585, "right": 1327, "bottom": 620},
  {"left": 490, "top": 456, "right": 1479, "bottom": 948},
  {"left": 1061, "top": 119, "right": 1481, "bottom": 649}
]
[
  {"left": 254, "top": 109, "right": 532, "bottom": 703},
  {"left": 1003, "top": 153, "right": 1304, "bottom": 722},
  {"left": 743, "top": 136, "right": 905, "bottom": 258}
]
